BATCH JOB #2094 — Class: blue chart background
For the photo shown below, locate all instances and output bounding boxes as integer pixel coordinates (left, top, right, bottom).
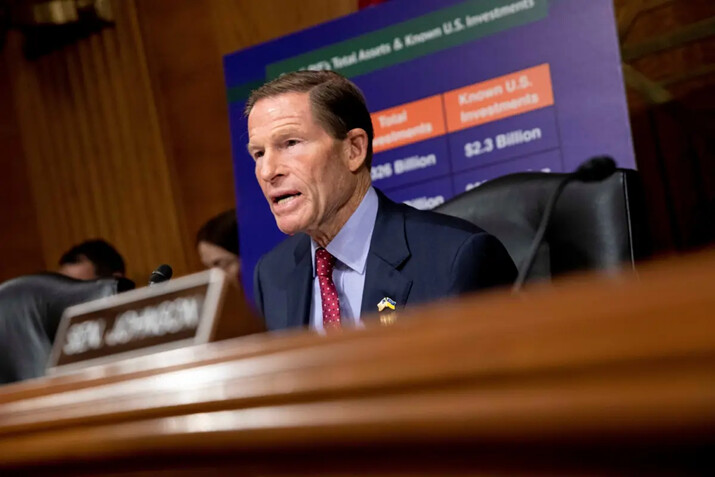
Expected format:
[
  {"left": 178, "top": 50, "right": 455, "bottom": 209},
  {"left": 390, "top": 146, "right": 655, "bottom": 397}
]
[{"left": 223, "top": 0, "right": 635, "bottom": 300}]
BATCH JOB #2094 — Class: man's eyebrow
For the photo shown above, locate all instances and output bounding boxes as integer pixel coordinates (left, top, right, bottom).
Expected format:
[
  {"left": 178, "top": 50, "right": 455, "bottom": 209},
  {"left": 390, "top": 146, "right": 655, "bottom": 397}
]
[{"left": 246, "top": 124, "right": 306, "bottom": 150}]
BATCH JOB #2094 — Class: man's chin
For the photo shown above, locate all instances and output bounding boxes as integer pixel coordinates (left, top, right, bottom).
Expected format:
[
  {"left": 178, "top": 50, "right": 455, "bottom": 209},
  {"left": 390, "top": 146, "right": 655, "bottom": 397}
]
[{"left": 275, "top": 219, "right": 303, "bottom": 236}]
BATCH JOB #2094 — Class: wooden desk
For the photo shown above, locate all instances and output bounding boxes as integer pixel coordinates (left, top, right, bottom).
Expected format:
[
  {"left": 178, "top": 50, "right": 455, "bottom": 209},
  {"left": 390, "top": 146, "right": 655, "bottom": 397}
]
[{"left": 0, "top": 251, "right": 714, "bottom": 475}]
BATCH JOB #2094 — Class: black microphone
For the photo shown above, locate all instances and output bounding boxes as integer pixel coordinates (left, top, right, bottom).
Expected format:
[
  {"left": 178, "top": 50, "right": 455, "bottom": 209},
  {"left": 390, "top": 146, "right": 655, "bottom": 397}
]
[
  {"left": 512, "top": 156, "right": 617, "bottom": 292},
  {"left": 148, "top": 264, "right": 173, "bottom": 286},
  {"left": 572, "top": 155, "right": 617, "bottom": 182}
]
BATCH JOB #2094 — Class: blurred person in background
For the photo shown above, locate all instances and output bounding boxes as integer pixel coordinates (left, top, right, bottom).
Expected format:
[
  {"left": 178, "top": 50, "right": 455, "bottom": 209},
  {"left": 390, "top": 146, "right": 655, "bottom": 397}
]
[
  {"left": 58, "top": 239, "right": 125, "bottom": 280},
  {"left": 196, "top": 209, "right": 241, "bottom": 287}
]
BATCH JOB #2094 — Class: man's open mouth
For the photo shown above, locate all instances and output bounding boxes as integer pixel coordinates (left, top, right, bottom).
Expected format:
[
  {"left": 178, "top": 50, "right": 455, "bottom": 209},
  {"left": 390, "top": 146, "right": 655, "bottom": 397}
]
[{"left": 273, "top": 192, "right": 301, "bottom": 205}]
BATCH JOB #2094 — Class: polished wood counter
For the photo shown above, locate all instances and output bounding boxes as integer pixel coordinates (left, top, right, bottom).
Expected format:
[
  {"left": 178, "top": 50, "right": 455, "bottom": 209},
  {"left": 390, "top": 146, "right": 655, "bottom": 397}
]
[{"left": 1, "top": 251, "right": 714, "bottom": 475}]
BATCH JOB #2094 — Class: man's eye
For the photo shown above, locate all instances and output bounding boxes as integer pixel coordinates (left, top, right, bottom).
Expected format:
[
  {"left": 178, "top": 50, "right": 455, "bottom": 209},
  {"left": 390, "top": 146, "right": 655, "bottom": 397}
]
[
  {"left": 253, "top": 151, "right": 264, "bottom": 160},
  {"left": 285, "top": 139, "right": 299, "bottom": 147}
]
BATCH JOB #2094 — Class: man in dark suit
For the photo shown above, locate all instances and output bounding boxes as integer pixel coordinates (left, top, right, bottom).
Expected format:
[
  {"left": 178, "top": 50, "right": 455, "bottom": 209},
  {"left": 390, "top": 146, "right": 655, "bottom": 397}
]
[{"left": 246, "top": 71, "right": 516, "bottom": 332}]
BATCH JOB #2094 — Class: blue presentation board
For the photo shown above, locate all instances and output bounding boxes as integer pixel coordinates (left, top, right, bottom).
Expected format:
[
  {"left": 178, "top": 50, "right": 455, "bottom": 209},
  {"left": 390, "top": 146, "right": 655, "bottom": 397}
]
[{"left": 223, "top": 0, "right": 635, "bottom": 299}]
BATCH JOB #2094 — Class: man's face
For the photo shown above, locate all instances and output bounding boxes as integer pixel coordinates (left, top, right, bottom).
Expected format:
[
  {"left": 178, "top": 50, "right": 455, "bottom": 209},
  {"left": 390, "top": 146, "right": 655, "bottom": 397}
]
[
  {"left": 59, "top": 256, "right": 97, "bottom": 280},
  {"left": 247, "top": 92, "right": 358, "bottom": 237}
]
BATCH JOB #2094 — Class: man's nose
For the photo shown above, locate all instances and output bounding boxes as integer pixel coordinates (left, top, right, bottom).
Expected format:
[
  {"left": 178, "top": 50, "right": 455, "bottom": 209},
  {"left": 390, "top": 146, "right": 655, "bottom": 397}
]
[{"left": 256, "top": 149, "right": 282, "bottom": 183}]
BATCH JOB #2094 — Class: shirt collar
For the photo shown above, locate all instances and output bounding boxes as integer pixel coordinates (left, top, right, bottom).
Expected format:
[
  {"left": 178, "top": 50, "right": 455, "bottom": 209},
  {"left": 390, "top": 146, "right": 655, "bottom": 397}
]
[{"left": 311, "top": 186, "right": 378, "bottom": 276}]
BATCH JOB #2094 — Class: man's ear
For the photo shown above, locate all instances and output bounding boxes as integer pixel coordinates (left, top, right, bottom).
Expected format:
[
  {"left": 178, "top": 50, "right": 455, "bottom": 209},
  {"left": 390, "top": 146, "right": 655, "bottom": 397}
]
[{"left": 345, "top": 128, "right": 369, "bottom": 172}]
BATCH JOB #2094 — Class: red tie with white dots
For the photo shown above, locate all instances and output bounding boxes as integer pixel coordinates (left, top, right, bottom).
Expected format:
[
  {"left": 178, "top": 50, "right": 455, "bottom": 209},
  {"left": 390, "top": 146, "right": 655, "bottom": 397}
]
[{"left": 315, "top": 248, "right": 341, "bottom": 329}]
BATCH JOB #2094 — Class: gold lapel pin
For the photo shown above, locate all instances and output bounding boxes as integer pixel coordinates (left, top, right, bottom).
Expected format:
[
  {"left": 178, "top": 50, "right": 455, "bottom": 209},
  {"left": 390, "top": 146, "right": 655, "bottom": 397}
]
[{"left": 377, "top": 297, "right": 397, "bottom": 326}]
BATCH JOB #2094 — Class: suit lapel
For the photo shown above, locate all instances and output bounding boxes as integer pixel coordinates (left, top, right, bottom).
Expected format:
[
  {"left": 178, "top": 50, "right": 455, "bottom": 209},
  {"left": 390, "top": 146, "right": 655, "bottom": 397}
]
[
  {"left": 285, "top": 235, "right": 312, "bottom": 329},
  {"left": 361, "top": 190, "right": 413, "bottom": 319}
]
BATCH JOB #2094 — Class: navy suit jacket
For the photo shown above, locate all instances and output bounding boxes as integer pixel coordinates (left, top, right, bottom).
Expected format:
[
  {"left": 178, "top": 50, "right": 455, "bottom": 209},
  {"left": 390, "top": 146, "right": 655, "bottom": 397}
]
[{"left": 253, "top": 189, "right": 516, "bottom": 331}]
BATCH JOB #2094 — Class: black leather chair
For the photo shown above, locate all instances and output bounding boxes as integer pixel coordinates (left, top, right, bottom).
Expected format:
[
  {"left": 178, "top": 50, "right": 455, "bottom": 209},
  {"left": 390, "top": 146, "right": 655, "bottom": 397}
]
[
  {"left": 0, "top": 273, "right": 134, "bottom": 385},
  {"left": 434, "top": 169, "right": 650, "bottom": 282}
]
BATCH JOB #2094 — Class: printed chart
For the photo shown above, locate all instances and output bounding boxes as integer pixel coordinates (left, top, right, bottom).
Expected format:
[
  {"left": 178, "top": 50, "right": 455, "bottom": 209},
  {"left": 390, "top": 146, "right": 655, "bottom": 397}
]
[{"left": 223, "top": 0, "right": 635, "bottom": 298}]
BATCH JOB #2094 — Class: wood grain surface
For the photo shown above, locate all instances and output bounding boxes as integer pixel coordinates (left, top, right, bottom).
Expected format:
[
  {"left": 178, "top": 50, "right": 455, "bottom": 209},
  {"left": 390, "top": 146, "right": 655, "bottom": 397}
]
[{"left": 0, "top": 249, "right": 713, "bottom": 475}]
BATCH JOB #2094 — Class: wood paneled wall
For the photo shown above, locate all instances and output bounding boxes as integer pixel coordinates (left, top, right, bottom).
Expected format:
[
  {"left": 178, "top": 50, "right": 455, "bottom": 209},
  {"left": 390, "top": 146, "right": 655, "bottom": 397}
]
[
  {"left": 0, "top": 0, "right": 357, "bottom": 284},
  {"left": 2, "top": 1, "right": 188, "bottom": 284},
  {"left": 616, "top": 0, "right": 715, "bottom": 252},
  {"left": 0, "top": 54, "right": 45, "bottom": 280}
]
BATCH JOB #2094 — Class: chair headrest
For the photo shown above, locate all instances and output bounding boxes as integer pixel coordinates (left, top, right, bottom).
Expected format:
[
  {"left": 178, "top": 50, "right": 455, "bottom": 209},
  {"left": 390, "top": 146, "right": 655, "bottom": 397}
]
[
  {"left": 0, "top": 273, "right": 135, "bottom": 384},
  {"left": 435, "top": 169, "right": 649, "bottom": 280}
]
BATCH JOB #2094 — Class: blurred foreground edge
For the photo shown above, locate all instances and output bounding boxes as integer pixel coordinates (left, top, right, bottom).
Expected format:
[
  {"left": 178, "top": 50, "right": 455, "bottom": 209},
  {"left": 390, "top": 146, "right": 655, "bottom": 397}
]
[{"left": 0, "top": 249, "right": 713, "bottom": 475}]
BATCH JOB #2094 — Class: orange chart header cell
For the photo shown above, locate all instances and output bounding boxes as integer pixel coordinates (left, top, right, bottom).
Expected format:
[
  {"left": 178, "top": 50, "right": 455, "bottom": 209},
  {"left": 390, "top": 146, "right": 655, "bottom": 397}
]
[
  {"left": 443, "top": 63, "right": 554, "bottom": 133},
  {"left": 371, "top": 95, "right": 446, "bottom": 154}
]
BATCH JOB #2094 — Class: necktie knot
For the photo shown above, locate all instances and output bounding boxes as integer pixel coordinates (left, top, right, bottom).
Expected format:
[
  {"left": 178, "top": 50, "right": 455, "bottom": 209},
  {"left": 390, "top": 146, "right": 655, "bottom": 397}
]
[{"left": 315, "top": 248, "right": 335, "bottom": 278}]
